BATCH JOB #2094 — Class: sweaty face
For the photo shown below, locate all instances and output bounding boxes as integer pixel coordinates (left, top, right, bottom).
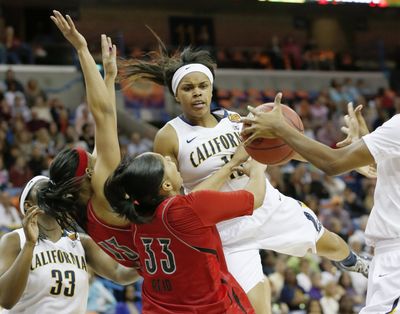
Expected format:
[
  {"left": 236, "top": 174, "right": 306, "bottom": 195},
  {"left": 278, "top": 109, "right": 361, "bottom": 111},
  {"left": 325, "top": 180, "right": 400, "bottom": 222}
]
[{"left": 175, "top": 72, "right": 213, "bottom": 121}]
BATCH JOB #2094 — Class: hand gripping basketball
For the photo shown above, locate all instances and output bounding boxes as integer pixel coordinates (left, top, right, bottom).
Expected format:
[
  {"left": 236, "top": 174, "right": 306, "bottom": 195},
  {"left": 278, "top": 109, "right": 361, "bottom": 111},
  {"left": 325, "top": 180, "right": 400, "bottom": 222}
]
[{"left": 241, "top": 93, "right": 304, "bottom": 165}]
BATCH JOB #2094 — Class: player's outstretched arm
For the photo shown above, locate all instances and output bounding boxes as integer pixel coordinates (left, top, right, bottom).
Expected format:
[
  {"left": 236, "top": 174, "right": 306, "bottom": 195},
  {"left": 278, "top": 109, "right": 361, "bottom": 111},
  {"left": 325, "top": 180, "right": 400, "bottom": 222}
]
[
  {"left": 51, "top": 10, "right": 120, "bottom": 186},
  {"left": 0, "top": 207, "right": 42, "bottom": 309},
  {"left": 241, "top": 93, "right": 375, "bottom": 175},
  {"left": 81, "top": 234, "right": 141, "bottom": 285}
]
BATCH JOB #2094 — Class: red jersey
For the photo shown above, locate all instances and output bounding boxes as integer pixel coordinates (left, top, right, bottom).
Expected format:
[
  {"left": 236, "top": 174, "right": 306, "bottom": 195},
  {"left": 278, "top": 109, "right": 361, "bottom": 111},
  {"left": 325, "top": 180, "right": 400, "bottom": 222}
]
[
  {"left": 133, "top": 189, "right": 255, "bottom": 314},
  {"left": 86, "top": 200, "right": 139, "bottom": 267}
]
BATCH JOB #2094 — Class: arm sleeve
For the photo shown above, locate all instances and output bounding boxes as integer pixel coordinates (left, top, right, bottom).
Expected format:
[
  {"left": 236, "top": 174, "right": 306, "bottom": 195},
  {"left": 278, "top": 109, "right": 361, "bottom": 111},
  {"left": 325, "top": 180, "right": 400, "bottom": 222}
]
[
  {"left": 363, "top": 115, "right": 400, "bottom": 163},
  {"left": 187, "top": 190, "right": 254, "bottom": 227}
]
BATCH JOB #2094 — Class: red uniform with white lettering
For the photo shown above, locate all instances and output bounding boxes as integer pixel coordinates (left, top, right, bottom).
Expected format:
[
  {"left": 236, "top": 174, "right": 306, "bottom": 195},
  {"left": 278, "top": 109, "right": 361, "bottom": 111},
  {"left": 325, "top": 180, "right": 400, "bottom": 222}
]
[
  {"left": 86, "top": 200, "right": 139, "bottom": 267},
  {"left": 133, "top": 189, "right": 255, "bottom": 314}
]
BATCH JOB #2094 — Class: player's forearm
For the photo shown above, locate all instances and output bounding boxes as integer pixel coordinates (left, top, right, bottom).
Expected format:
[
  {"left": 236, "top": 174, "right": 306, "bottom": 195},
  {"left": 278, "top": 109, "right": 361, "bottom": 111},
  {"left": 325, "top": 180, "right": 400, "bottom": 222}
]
[
  {"left": 275, "top": 126, "right": 342, "bottom": 175},
  {"left": 113, "top": 266, "right": 140, "bottom": 285},
  {"left": 192, "top": 163, "right": 233, "bottom": 192},
  {"left": 104, "top": 75, "right": 117, "bottom": 122},
  {"left": 0, "top": 243, "right": 34, "bottom": 309},
  {"left": 77, "top": 48, "right": 113, "bottom": 117}
]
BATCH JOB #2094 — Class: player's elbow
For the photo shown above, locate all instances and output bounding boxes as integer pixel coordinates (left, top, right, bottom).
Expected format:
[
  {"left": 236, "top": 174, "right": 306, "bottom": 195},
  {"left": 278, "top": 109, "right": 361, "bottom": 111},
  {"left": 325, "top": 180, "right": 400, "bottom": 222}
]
[{"left": 0, "top": 298, "right": 17, "bottom": 310}]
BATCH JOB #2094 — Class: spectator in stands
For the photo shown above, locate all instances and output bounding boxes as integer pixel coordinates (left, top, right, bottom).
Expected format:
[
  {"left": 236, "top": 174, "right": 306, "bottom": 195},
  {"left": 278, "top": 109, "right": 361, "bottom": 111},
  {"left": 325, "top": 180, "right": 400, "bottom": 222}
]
[
  {"left": 306, "top": 299, "right": 323, "bottom": 314},
  {"left": 31, "top": 95, "right": 53, "bottom": 124},
  {"left": 320, "top": 281, "right": 341, "bottom": 314},
  {"left": 338, "top": 294, "right": 356, "bottom": 314},
  {"left": 0, "top": 157, "right": 9, "bottom": 190},
  {"left": 329, "top": 79, "right": 347, "bottom": 110},
  {"left": 11, "top": 94, "right": 30, "bottom": 121},
  {"left": 4, "top": 69, "right": 24, "bottom": 92},
  {"left": 8, "top": 156, "right": 32, "bottom": 188},
  {"left": 343, "top": 187, "right": 367, "bottom": 218},
  {"left": 75, "top": 110, "right": 94, "bottom": 139},
  {"left": 310, "top": 96, "right": 329, "bottom": 128},
  {"left": 79, "top": 123, "right": 95, "bottom": 151},
  {"left": 316, "top": 120, "right": 342, "bottom": 147},
  {"left": 338, "top": 272, "right": 364, "bottom": 308},
  {"left": 127, "top": 132, "right": 150, "bottom": 157},
  {"left": 4, "top": 26, "right": 34, "bottom": 64},
  {"left": 87, "top": 269, "right": 117, "bottom": 314},
  {"left": 308, "top": 271, "right": 323, "bottom": 300},
  {"left": 115, "top": 284, "right": 141, "bottom": 314},
  {"left": 0, "top": 43, "right": 5, "bottom": 64},
  {"left": 25, "top": 78, "right": 47, "bottom": 108},
  {"left": 14, "top": 129, "right": 32, "bottom": 157},
  {"left": 49, "top": 97, "right": 69, "bottom": 134},
  {"left": 0, "top": 191, "right": 21, "bottom": 231},
  {"left": 279, "top": 268, "right": 309, "bottom": 311},
  {"left": 320, "top": 195, "right": 353, "bottom": 238},
  {"left": 28, "top": 144, "right": 46, "bottom": 176},
  {"left": 297, "top": 258, "right": 312, "bottom": 293},
  {"left": 268, "top": 256, "right": 286, "bottom": 302}
]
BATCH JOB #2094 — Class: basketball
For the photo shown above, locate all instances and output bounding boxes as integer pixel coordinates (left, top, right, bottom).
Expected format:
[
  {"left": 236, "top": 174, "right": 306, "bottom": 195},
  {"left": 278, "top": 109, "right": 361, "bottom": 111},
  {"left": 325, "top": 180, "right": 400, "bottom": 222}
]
[{"left": 243, "top": 103, "right": 304, "bottom": 165}]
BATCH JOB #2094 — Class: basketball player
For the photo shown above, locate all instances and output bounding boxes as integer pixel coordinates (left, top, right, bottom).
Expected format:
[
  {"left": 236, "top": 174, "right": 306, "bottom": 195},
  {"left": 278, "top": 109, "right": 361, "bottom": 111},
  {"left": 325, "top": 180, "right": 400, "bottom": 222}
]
[
  {"left": 38, "top": 17, "right": 263, "bottom": 314},
  {"left": 0, "top": 176, "right": 139, "bottom": 313},
  {"left": 117, "top": 43, "right": 369, "bottom": 313},
  {"left": 241, "top": 93, "right": 399, "bottom": 314},
  {"left": 36, "top": 11, "right": 139, "bottom": 268},
  {"left": 103, "top": 152, "right": 266, "bottom": 313}
]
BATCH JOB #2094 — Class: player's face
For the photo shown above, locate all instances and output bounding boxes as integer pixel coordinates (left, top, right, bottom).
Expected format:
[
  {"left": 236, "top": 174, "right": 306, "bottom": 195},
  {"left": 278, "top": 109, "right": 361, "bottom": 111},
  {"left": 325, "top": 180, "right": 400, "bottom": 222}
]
[
  {"left": 175, "top": 72, "right": 213, "bottom": 121},
  {"left": 159, "top": 154, "right": 183, "bottom": 192}
]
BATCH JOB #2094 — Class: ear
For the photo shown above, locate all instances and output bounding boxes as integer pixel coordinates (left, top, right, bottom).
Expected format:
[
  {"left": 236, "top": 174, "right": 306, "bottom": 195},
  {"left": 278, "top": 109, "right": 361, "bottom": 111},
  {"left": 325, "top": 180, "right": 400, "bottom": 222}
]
[{"left": 161, "top": 180, "right": 173, "bottom": 193}]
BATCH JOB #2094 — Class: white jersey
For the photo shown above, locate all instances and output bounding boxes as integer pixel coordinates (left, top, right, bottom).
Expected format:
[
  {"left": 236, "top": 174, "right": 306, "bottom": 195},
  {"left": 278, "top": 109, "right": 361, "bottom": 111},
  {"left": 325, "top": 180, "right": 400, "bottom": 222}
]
[
  {"left": 362, "top": 114, "right": 400, "bottom": 246},
  {"left": 2, "top": 229, "right": 89, "bottom": 314},
  {"left": 168, "top": 110, "right": 323, "bottom": 254},
  {"left": 169, "top": 110, "right": 324, "bottom": 292},
  {"left": 168, "top": 110, "right": 280, "bottom": 205}
]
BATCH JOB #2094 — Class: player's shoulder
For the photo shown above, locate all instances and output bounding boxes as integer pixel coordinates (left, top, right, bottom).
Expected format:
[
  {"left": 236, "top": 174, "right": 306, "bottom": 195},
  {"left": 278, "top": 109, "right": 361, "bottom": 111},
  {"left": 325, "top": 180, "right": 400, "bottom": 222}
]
[
  {"left": 154, "top": 124, "right": 178, "bottom": 155},
  {"left": 155, "top": 123, "right": 177, "bottom": 141},
  {"left": 214, "top": 109, "right": 241, "bottom": 123},
  {"left": 0, "top": 230, "right": 21, "bottom": 255}
]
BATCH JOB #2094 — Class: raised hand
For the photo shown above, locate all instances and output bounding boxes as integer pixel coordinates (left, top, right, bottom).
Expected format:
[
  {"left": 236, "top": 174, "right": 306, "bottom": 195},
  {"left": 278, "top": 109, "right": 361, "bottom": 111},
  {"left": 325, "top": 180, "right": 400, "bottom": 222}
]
[
  {"left": 50, "top": 10, "right": 87, "bottom": 51},
  {"left": 337, "top": 103, "right": 370, "bottom": 148},
  {"left": 240, "top": 92, "right": 286, "bottom": 146},
  {"left": 22, "top": 206, "right": 44, "bottom": 245},
  {"left": 101, "top": 34, "right": 117, "bottom": 79}
]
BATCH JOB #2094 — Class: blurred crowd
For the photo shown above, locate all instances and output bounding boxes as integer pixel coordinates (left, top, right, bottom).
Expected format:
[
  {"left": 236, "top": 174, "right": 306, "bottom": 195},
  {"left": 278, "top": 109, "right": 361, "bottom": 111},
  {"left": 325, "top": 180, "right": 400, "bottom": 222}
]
[
  {"left": 0, "top": 23, "right": 379, "bottom": 72},
  {"left": 1, "top": 67, "right": 400, "bottom": 313}
]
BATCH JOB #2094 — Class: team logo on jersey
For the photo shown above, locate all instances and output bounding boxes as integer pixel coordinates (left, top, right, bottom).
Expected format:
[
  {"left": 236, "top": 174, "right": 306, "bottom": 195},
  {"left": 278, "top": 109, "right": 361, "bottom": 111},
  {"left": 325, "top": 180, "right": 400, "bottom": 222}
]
[{"left": 228, "top": 113, "right": 241, "bottom": 123}]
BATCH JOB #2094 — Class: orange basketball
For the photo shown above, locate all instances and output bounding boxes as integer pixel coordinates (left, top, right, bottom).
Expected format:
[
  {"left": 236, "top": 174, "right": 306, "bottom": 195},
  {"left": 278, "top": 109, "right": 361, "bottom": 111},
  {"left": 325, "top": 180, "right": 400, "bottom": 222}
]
[{"left": 243, "top": 103, "right": 304, "bottom": 165}]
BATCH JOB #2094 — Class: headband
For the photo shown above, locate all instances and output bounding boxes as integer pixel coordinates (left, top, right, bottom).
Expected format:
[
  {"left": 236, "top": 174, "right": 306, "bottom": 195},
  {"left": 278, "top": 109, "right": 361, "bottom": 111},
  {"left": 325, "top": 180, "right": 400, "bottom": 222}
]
[
  {"left": 74, "top": 147, "right": 89, "bottom": 177},
  {"left": 19, "top": 175, "right": 49, "bottom": 216},
  {"left": 171, "top": 63, "right": 214, "bottom": 96}
]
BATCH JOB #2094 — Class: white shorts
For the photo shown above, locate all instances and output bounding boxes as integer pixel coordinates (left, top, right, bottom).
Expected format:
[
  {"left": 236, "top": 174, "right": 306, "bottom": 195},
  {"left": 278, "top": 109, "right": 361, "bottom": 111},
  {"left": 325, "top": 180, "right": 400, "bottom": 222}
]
[
  {"left": 217, "top": 193, "right": 325, "bottom": 257},
  {"left": 223, "top": 247, "right": 264, "bottom": 293},
  {"left": 360, "top": 239, "right": 400, "bottom": 314}
]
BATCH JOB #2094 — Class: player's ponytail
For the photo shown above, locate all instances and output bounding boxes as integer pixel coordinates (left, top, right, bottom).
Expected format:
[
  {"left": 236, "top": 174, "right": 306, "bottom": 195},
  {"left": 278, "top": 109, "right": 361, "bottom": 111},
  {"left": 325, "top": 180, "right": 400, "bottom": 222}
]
[
  {"left": 118, "top": 30, "right": 216, "bottom": 96},
  {"left": 104, "top": 153, "right": 165, "bottom": 224},
  {"left": 36, "top": 148, "right": 88, "bottom": 231}
]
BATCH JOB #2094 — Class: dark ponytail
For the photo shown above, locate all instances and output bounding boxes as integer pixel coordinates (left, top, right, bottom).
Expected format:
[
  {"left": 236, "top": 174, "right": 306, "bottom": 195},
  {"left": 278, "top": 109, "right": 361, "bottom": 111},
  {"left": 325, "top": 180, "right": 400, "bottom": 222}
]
[
  {"left": 104, "top": 153, "right": 165, "bottom": 224},
  {"left": 118, "top": 31, "right": 216, "bottom": 96},
  {"left": 37, "top": 148, "right": 88, "bottom": 231}
]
